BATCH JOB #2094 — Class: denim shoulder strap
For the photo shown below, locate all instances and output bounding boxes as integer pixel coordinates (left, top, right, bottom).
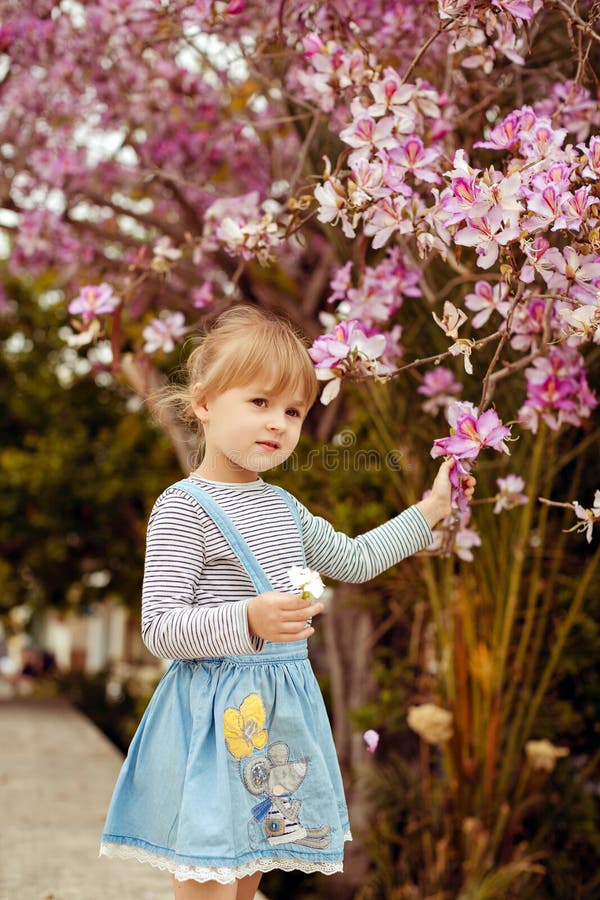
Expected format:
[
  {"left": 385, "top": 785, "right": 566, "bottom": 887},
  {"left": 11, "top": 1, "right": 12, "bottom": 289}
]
[{"left": 172, "top": 479, "right": 272, "bottom": 594}]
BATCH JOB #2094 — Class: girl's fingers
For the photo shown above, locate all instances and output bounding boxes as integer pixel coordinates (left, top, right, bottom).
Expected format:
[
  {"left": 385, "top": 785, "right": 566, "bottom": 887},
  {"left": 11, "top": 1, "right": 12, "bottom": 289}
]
[
  {"left": 274, "top": 624, "right": 314, "bottom": 641},
  {"left": 282, "top": 603, "right": 323, "bottom": 622},
  {"left": 276, "top": 593, "right": 310, "bottom": 607}
]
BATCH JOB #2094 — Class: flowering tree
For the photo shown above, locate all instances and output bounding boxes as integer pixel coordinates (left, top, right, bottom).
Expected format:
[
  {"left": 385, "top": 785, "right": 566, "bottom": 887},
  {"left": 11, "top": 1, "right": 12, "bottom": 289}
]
[{"left": 2, "top": 0, "right": 600, "bottom": 895}]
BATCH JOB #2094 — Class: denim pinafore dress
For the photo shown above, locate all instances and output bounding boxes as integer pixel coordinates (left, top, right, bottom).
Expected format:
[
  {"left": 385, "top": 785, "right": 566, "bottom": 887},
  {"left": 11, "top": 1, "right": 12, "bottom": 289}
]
[{"left": 100, "top": 479, "right": 351, "bottom": 884}]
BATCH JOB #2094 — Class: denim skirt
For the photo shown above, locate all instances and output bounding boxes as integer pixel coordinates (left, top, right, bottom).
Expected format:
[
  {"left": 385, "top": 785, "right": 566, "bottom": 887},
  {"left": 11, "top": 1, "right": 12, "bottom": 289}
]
[{"left": 99, "top": 639, "right": 351, "bottom": 883}]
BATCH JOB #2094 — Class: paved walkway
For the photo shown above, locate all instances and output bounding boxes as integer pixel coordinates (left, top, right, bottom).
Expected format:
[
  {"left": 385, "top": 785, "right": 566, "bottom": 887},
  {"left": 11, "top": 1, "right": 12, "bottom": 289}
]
[{"left": 0, "top": 699, "right": 266, "bottom": 900}]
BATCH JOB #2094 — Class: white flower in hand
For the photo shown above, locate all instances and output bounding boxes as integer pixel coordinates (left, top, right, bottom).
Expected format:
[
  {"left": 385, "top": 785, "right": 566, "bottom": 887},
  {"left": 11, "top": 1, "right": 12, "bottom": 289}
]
[{"left": 287, "top": 565, "right": 325, "bottom": 599}]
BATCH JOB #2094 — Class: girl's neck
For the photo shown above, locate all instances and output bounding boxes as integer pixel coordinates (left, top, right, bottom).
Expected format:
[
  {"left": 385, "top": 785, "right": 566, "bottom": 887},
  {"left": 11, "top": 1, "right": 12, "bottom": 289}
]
[{"left": 190, "top": 465, "right": 262, "bottom": 486}]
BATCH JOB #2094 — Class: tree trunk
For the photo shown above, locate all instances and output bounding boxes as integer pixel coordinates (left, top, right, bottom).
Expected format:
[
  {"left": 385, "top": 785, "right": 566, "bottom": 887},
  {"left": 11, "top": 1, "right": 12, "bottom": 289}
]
[{"left": 321, "top": 586, "right": 376, "bottom": 898}]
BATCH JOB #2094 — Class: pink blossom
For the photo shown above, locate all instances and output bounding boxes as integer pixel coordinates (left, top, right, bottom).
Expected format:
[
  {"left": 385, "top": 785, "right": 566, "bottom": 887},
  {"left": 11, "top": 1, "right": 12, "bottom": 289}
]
[
  {"left": 339, "top": 114, "right": 396, "bottom": 164},
  {"left": 537, "top": 80, "right": 600, "bottom": 143},
  {"left": 418, "top": 367, "right": 462, "bottom": 416},
  {"left": 432, "top": 407, "right": 511, "bottom": 460},
  {"left": 519, "top": 345, "right": 598, "bottom": 432},
  {"left": 308, "top": 320, "right": 387, "bottom": 371},
  {"left": 10, "top": 209, "right": 90, "bottom": 278},
  {"left": 387, "top": 135, "right": 441, "bottom": 184},
  {"left": 492, "top": 21, "right": 526, "bottom": 66},
  {"left": 302, "top": 34, "right": 324, "bottom": 58},
  {"left": 494, "top": 475, "right": 528, "bottom": 513},
  {"left": 529, "top": 161, "right": 573, "bottom": 195},
  {"left": 454, "top": 217, "right": 519, "bottom": 269},
  {"left": 520, "top": 237, "right": 557, "bottom": 285},
  {"left": 509, "top": 297, "right": 553, "bottom": 352},
  {"left": 491, "top": 0, "right": 540, "bottom": 22},
  {"left": 310, "top": 319, "right": 390, "bottom": 404},
  {"left": 315, "top": 178, "right": 349, "bottom": 228},
  {"left": 191, "top": 281, "right": 213, "bottom": 309},
  {"left": 379, "top": 247, "right": 423, "bottom": 298},
  {"left": 142, "top": 311, "right": 187, "bottom": 354},
  {"left": 331, "top": 248, "right": 422, "bottom": 325},
  {"left": 367, "top": 73, "right": 441, "bottom": 123},
  {"left": 478, "top": 172, "right": 523, "bottom": 229},
  {"left": 475, "top": 111, "right": 521, "bottom": 151},
  {"left": 363, "top": 729, "right": 379, "bottom": 752},
  {"left": 580, "top": 135, "right": 600, "bottom": 180},
  {"left": 441, "top": 151, "right": 491, "bottom": 226},
  {"left": 464, "top": 280, "right": 510, "bottom": 328},
  {"left": 558, "top": 301, "right": 600, "bottom": 344},
  {"left": 308, "top": 330, "right": 351, "bottom": 370},
  {"left": 453, "top": 520, "right": 483, "bottom": 560},
  {"left": 429, "top": 504, "right": 481, "bottom": 559},
  {"left": 226, "top": 0, "right": 246, "bottom": 14},
  {"left": 553, "top": 187, "right": 596, "bottom": 232},
  {"left": 328, "top": 262, "right": 353, "bottom": 304},
  {"left": 363, "top": 196, "right": 412, "bottom": 249},
  {"left": 348, "top": 157, "right": 387, "bottom": 208},
  {"left": 524, "top": 185, "right": 561, "bottom": 232},
  {"left": 442, "top": 173, "right": 485, "bottom": 226},
  {"left": 519, "top": 120, "right": 568, "bottom": 159},
  {"left": 572, "top": 491, "right": 600, "bottom": 543},
  {"left": 546, "top": 247, "right": 600, "bottom": 302},
  {"left": 520, "top": 237, "right": 548, "bottom": 283},
  {"left": 69, "top": 284, "right": 120, "bottom": 323},
  {"left": 367, "top": 72, "right": 414, "bottom": 118},
  {"left": 448, "top": 455, "right": 477, "bottom": 512}
]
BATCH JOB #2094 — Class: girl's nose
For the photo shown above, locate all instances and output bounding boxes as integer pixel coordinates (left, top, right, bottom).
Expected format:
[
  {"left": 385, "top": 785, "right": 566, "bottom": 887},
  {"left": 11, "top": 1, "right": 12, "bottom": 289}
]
[{"left": 267, "top": 414, "right": 286, "bottom": 432}]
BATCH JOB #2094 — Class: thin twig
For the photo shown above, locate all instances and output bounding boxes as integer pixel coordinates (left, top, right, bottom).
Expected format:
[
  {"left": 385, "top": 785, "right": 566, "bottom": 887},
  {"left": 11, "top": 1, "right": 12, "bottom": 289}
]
[
  {"left": 479, "top": 284, "right": 524, "bottom": 411},
  {"left": 389, "top": 327, "right": 506, "bottom": 378},
  {"left": 400, "top": 20, "right": 453, "bottom": 85},
  {"left": 289, "top": 112, "right": 323, "bottom": 192},
  {"left": 550, "top": 0, "right": 600, "bottom": 44}
]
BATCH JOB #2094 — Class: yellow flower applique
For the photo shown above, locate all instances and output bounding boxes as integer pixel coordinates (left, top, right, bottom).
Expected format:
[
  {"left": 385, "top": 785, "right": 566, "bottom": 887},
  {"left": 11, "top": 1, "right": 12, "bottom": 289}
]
[{"left": 223, "top": 692, "right": 269, "bottom": 759}]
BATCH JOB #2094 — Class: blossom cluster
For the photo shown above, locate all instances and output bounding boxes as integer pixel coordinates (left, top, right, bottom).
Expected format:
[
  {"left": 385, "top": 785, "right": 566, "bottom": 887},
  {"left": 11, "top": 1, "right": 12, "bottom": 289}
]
[
  {"left": 312, "top": 83, "right": 600, "bottom": 434},
  {"left": 431, "top": 400, "right": 511, "bottom": 515},
  {"left": 203, "top": 192, "right": 284, "bottom": 266},
  {"left": 440, "top": 0, "right": 544, "bottom": 73},
  {"left": 307, "top": 247, "right": 422, "bottom": 402}
]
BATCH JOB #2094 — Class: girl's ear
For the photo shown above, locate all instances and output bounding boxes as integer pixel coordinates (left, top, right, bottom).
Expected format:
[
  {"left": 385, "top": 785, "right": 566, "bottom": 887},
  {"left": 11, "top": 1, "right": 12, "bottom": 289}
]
[{"left": 191, "top": 383, "right": 209, "bottom": 423}]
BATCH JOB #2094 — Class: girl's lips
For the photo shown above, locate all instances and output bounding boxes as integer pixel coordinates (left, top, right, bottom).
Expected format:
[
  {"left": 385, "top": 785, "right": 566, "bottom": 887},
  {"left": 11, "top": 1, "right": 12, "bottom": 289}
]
[{"left": 256, "top": 440, "right": 280, "bottom": 450}]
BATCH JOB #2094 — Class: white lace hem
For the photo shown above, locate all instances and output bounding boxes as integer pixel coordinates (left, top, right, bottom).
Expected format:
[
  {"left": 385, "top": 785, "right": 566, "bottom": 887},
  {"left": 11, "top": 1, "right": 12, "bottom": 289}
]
[
  {"left": 100, "top": 830, "right": 352, "bottom": 884},
  {"left": 99, "top": 834, "right": 352, "bottom": 883}
]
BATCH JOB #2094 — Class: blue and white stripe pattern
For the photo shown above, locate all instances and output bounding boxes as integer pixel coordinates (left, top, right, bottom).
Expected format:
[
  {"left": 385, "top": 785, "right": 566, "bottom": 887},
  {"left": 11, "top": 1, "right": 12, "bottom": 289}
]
[{"left": 141, "top": 476, "right": 434, "bottom": 660}]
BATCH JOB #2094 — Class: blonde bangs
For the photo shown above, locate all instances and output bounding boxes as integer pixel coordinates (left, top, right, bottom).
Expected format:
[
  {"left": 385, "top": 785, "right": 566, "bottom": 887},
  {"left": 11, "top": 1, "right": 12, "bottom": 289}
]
[{"left": 202, "top": 318, "right": 318, "bottom": 408}]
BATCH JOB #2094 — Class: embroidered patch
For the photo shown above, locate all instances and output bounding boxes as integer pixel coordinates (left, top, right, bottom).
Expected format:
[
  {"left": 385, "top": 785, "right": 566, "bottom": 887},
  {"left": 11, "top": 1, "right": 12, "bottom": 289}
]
[
  {"left": 223, "top": 693, "right": 269, "bottom": 760},
  {"left": 222, "top": 695, "right": 332, "bottom": 850}
]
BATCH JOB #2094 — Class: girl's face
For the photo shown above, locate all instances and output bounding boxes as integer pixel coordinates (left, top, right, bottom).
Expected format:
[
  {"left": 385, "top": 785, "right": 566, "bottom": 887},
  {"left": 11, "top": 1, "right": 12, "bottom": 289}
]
[{"left": 192, "top": 380, "right": 308, "bottom": 483}]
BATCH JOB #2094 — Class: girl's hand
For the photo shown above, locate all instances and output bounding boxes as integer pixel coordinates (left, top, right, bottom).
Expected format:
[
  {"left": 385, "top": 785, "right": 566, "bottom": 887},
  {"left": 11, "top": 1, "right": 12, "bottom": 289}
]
[
  {"left": 247, "top": 590, "right": 324, "bottom": 643},
  {"left": 416, "top": 459, "right": 476, "bottom": 528}
]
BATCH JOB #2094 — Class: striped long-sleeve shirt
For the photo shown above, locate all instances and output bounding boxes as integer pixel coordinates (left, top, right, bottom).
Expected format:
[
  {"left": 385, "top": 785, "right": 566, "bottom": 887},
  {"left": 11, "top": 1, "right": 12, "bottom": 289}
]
[{"left": 141, "top": 476, "right": 434, "bottom": 660}]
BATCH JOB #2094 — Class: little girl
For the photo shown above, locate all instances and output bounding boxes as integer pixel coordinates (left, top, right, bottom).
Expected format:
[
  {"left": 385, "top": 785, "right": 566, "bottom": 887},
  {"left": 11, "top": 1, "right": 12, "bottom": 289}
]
[{"left": 100, "top": 305, "right": 473, "bottom": 899}]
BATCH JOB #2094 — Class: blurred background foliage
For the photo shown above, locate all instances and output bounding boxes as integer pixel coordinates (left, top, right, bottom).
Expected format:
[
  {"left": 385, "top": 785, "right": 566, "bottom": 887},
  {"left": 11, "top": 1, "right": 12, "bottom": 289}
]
[{"left": 0, "top": 276, "right": 177, "bottom": 619}]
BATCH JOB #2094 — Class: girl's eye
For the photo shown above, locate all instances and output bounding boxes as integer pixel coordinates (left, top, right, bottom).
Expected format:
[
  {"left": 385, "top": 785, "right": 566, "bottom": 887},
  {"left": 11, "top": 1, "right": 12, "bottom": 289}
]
[
  {"left": 286, "top": 408, "right": 301, "bottom": 418},
  {"left": 251, "top": 398, "right": 268, "bottom": 408}
]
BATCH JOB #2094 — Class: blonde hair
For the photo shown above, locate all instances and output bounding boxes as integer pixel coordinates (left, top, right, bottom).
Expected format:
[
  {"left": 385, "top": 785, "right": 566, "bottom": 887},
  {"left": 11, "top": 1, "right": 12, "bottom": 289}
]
[{"left": 159, "top": 305, "right": 318, "bottom": 442}]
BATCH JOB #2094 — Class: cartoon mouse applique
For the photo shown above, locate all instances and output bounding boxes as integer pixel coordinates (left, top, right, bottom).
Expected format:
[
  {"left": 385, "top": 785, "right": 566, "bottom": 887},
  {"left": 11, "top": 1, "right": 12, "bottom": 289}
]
[{"left": 242, "top": 741, "right": 331, "bottom": 849}]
